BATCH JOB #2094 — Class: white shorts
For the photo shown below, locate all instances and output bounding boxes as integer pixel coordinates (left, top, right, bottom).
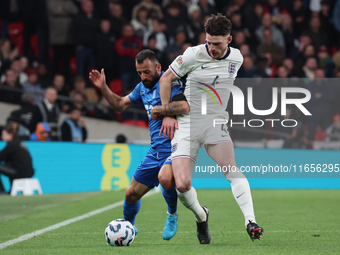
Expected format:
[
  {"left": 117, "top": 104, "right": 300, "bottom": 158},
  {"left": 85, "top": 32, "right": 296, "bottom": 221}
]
[{"left": 171, "top": 121, "right": 233, "bottom": 162}]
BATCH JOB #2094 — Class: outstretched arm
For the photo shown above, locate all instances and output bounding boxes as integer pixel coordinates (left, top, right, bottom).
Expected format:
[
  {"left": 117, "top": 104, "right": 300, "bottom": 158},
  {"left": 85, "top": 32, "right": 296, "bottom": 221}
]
[{"left": 89, "top": 69, "right": 133, "bottom": 112}]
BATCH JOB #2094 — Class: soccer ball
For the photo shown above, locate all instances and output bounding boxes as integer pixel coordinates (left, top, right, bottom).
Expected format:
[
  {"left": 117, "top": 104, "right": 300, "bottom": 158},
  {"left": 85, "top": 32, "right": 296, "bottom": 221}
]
[{"left": 105, "top": 219, "right": 135, "bottom": 246}]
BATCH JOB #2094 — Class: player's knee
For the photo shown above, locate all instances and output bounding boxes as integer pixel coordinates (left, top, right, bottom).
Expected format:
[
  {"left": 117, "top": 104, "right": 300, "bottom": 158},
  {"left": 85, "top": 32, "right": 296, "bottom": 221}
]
[
  {"left": 221, "top": 158, "right": 235, "bottom": 168},
  {"left": 175, "top": 179, "right": 191, "bottom": 193},
  {"left": 219, "top": 159, "right": 237, "bottom": 175},
  {"left": 125, "top": 187, "right": 140, "bottom": 203},
  {"left": 158, "top": 164, "right": 175, "bottom": 190},
  {"left": 159, "top": 175, "right": 174, "bottom": 190},
  {"left": 158, "top": 172, "right": 174, "bottom": 190}
]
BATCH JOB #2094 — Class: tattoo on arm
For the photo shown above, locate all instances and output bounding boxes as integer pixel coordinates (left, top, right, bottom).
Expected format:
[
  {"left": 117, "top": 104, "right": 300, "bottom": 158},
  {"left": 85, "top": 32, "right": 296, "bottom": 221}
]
[
  {"left": 161, "top": 102, "right": 185, "bottom": 116},
  {"left": 163, "top": 105, "right": 168, "bottom": 116},
  {"left": 168, "top": 104, "right": 173, "bottom": 115}
]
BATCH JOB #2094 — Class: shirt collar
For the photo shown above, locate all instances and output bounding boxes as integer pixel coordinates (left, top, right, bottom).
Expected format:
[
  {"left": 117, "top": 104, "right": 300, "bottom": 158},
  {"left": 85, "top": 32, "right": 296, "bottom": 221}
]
[
  {"left": 205, "top": 44, "right": 231, "bottom": 60},
  {"left": 44, "top": 98, "right": 53, "bottom": 111}
]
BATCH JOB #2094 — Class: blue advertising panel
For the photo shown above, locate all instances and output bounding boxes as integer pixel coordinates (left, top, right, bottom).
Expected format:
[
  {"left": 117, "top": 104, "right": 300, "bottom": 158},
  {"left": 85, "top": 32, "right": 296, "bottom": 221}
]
[{"left": 0, "top": 142, "right": 339, "bottom": 194}]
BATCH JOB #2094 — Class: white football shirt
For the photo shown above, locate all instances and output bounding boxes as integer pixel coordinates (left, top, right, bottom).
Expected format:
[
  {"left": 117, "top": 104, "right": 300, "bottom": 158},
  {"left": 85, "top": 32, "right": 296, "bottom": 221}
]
[{"left": 169, "top": 44, "right": 243, "bottom": 124}]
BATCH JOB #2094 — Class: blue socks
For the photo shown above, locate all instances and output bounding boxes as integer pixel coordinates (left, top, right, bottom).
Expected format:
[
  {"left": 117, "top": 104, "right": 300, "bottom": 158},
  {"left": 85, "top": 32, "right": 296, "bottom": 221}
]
[
  {"left": 162, "top": 185, "right": 178, "bottom": 214},
  {"left": 123, "top": 199, "right": 141, "bottom": 225},
  {"left": 123, "top": 185, "right": 177, "bottom": 225}
]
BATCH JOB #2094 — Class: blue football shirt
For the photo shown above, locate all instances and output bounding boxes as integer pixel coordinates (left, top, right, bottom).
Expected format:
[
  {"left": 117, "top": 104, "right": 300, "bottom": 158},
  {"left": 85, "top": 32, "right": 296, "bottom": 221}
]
[{"left": 128, "top": 72, "right": 184, "bottom": 152}]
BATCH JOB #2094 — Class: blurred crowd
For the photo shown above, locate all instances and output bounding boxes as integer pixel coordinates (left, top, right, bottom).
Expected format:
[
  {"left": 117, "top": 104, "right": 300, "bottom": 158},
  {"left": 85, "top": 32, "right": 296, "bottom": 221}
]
[{"left": 0, "top": 0, "right": 340, "bottom": 146}]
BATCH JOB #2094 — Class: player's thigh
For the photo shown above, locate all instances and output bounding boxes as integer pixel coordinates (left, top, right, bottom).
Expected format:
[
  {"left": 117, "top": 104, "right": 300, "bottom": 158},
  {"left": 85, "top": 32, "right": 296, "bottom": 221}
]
[
  {"left": 171, "top": 123, "right": 200, "bottom": 162},
  {"left": 158, "top": 164, "right": 174, "bottom": 190},
  {"left": 125, "top": 177, "right": 151, "bottom": 202},
  {"left": 172, "top": 157, "right": 195, "bottom": 192},
  {"left": 133, "top": 148, "right": 165, "bottom": 189},
  {"left": 205, "top": 142, "right": 237, "bottom": 173}
]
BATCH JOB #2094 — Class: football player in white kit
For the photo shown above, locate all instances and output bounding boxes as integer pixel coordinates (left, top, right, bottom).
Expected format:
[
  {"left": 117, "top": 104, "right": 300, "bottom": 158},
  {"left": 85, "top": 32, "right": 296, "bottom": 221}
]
[{"left": 151, "top": 13, "right": 263, "bottom": 244}]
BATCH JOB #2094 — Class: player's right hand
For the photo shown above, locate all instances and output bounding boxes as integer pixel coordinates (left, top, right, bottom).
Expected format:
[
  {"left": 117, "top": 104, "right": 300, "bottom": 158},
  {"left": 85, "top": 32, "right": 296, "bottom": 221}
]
[
  {"left": 151, "top": 106, "right": 164, "bottom": 120},
  {"left": 89, "top": 68, "right": 106, "bottom": 89},
  {"left": 159, "top": 117, "right": 178, "bottom": 140}
]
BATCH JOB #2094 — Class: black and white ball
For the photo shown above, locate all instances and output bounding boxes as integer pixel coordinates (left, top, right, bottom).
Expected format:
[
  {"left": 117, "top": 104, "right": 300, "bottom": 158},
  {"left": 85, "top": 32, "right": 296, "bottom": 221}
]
[{"left": 105, "top": 219, "right": 135, "bottom": 246}]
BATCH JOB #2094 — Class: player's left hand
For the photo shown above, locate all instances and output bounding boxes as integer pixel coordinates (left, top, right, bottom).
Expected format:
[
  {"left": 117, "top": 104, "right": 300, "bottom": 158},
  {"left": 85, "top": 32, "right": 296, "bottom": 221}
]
[
  {"left": 159, "top": 117, "right": 178, "bottom": 140},
  {"left": 151, "top": 106, "right": 163, "bottom": 120}
]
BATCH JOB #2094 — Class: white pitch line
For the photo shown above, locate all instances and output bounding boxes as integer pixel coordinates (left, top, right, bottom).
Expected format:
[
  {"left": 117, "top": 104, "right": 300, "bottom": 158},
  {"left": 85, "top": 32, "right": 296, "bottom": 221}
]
[
  {"left": 0, "top": 189, "right": 160, "bottom": 250},
  {"left": 43, "top": 229, "right": 339, "bottom": 236}
]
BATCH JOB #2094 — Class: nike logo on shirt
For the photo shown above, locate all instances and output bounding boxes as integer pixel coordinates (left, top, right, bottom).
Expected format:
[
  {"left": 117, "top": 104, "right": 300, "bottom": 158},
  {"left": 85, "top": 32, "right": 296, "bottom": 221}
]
[{"left": 201, "top": 65, "right": 210, "bottom": 69}]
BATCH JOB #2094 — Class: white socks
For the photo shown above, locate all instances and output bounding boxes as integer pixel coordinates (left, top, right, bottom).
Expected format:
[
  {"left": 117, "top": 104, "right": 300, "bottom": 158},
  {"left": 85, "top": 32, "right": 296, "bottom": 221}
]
[
  {"left": 176, "top": 187, "right": 206, "bottom": 222},
  {"left": 175, "top": 171, "right": 256, "bottom": 226},
  {"left": 226, "top": 170, "right": 256, "bottom": 227},
  {"left": 168, "top": 211, "right": 178, "bottom": 217}
]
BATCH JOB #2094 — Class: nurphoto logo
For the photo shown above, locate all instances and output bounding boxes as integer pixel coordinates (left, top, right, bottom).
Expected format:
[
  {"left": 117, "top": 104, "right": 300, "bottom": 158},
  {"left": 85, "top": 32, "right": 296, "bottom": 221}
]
[{"left": 199, "top": 77, "right": 312, "bottom": 128}]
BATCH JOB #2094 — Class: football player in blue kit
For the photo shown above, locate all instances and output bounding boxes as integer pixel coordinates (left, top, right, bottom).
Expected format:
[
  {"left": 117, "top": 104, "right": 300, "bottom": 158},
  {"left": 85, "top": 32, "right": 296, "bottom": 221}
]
[{"left": 89, "top": 49, "right": 189, "bottom": 240}]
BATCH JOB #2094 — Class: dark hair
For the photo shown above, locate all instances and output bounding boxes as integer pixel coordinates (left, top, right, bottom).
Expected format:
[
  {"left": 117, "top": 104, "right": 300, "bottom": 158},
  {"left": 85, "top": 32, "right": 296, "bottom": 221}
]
[
  {"left": 54, "top": 73, "right": 64, "bottom": 78},
  {"left": 137, "top": 6, "right": 148, "bottom": 15},
  {"left": 13, "top": 55, "right": 21, "bottom": 61},
  {"left": 3, "top": 123, "right": 17, "bottom": 138},
  {"left": 45, "top": 86, "right": 57, "bottom": 93},
  {"left": 74, "top": 76, "right": 85, "bottom": 83},
  {"left": 69, "top": 103, "right": 82, "bottom": 113},
  {"left": 263, "top": 28, "right": 272, "bottom": 35},
  {"left": 135, "top": 49, "right": 159, "bottom": 64},
  {"left": 148, "top": 34, "right": 156, "bottom": 42},
  {"left": 204, "top": 13, "right": 232, "bottom": 36},
  {"left": 21, "top": 92, "right": 34, "bottom": 103},
  {"left": 116, "top": 134, "right": 127, "bottom": 143}
]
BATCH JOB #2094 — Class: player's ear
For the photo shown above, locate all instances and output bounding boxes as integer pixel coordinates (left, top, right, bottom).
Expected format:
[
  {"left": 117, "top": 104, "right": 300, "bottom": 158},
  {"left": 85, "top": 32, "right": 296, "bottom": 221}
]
[
  {"left": 227, "top": 35, "right": 232, "bottom": 44},
  {"left": 156, "top": 63, "right": 162, "bottom": 73}
]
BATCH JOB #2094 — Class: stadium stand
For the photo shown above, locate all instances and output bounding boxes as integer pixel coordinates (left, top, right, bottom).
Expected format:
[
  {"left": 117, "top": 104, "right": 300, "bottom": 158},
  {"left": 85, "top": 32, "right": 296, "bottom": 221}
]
[{"left": 0, "top": 0, "right": 339, "bottom": 148}]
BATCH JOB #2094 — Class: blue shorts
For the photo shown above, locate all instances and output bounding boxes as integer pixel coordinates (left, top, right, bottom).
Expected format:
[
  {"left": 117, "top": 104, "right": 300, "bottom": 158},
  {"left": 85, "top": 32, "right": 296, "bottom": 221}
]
[
  {"left": 163, "top": 156, "right": 172, "bottom": 166},
  {"left": 133, "top": 148, "right": 171, "bottom": 189}
]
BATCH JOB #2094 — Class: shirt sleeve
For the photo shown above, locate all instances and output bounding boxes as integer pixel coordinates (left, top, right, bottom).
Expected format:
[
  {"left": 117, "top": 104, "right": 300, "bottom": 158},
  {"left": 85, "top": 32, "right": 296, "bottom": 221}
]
[
  {"left": 236, "top": 53, "right": 244, "bottom": 73},
  {"left": 128, "top": 83, "right": 142, "bottom": 104},
  {"left": 169, "top": 47, "right": 196, "bottom": 78},
  {"left": 170, "top": 84, "right": 185, "bottom": 101}
]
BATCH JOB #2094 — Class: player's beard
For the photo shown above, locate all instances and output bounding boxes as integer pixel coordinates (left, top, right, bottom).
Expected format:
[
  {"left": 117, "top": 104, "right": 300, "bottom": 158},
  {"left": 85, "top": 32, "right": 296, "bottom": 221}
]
[
  {"left": 143, "top": 74, "right": 160, "bottom": 89},
  {"left": 211, "top": 45, "right": 228, "bottom": 59}
]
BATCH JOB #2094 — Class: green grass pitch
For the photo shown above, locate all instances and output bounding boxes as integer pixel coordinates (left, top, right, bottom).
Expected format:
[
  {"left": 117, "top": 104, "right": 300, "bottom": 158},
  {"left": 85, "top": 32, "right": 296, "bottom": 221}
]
[{"left": 0, "top": 189, "right": 339, "bottom": 254}]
